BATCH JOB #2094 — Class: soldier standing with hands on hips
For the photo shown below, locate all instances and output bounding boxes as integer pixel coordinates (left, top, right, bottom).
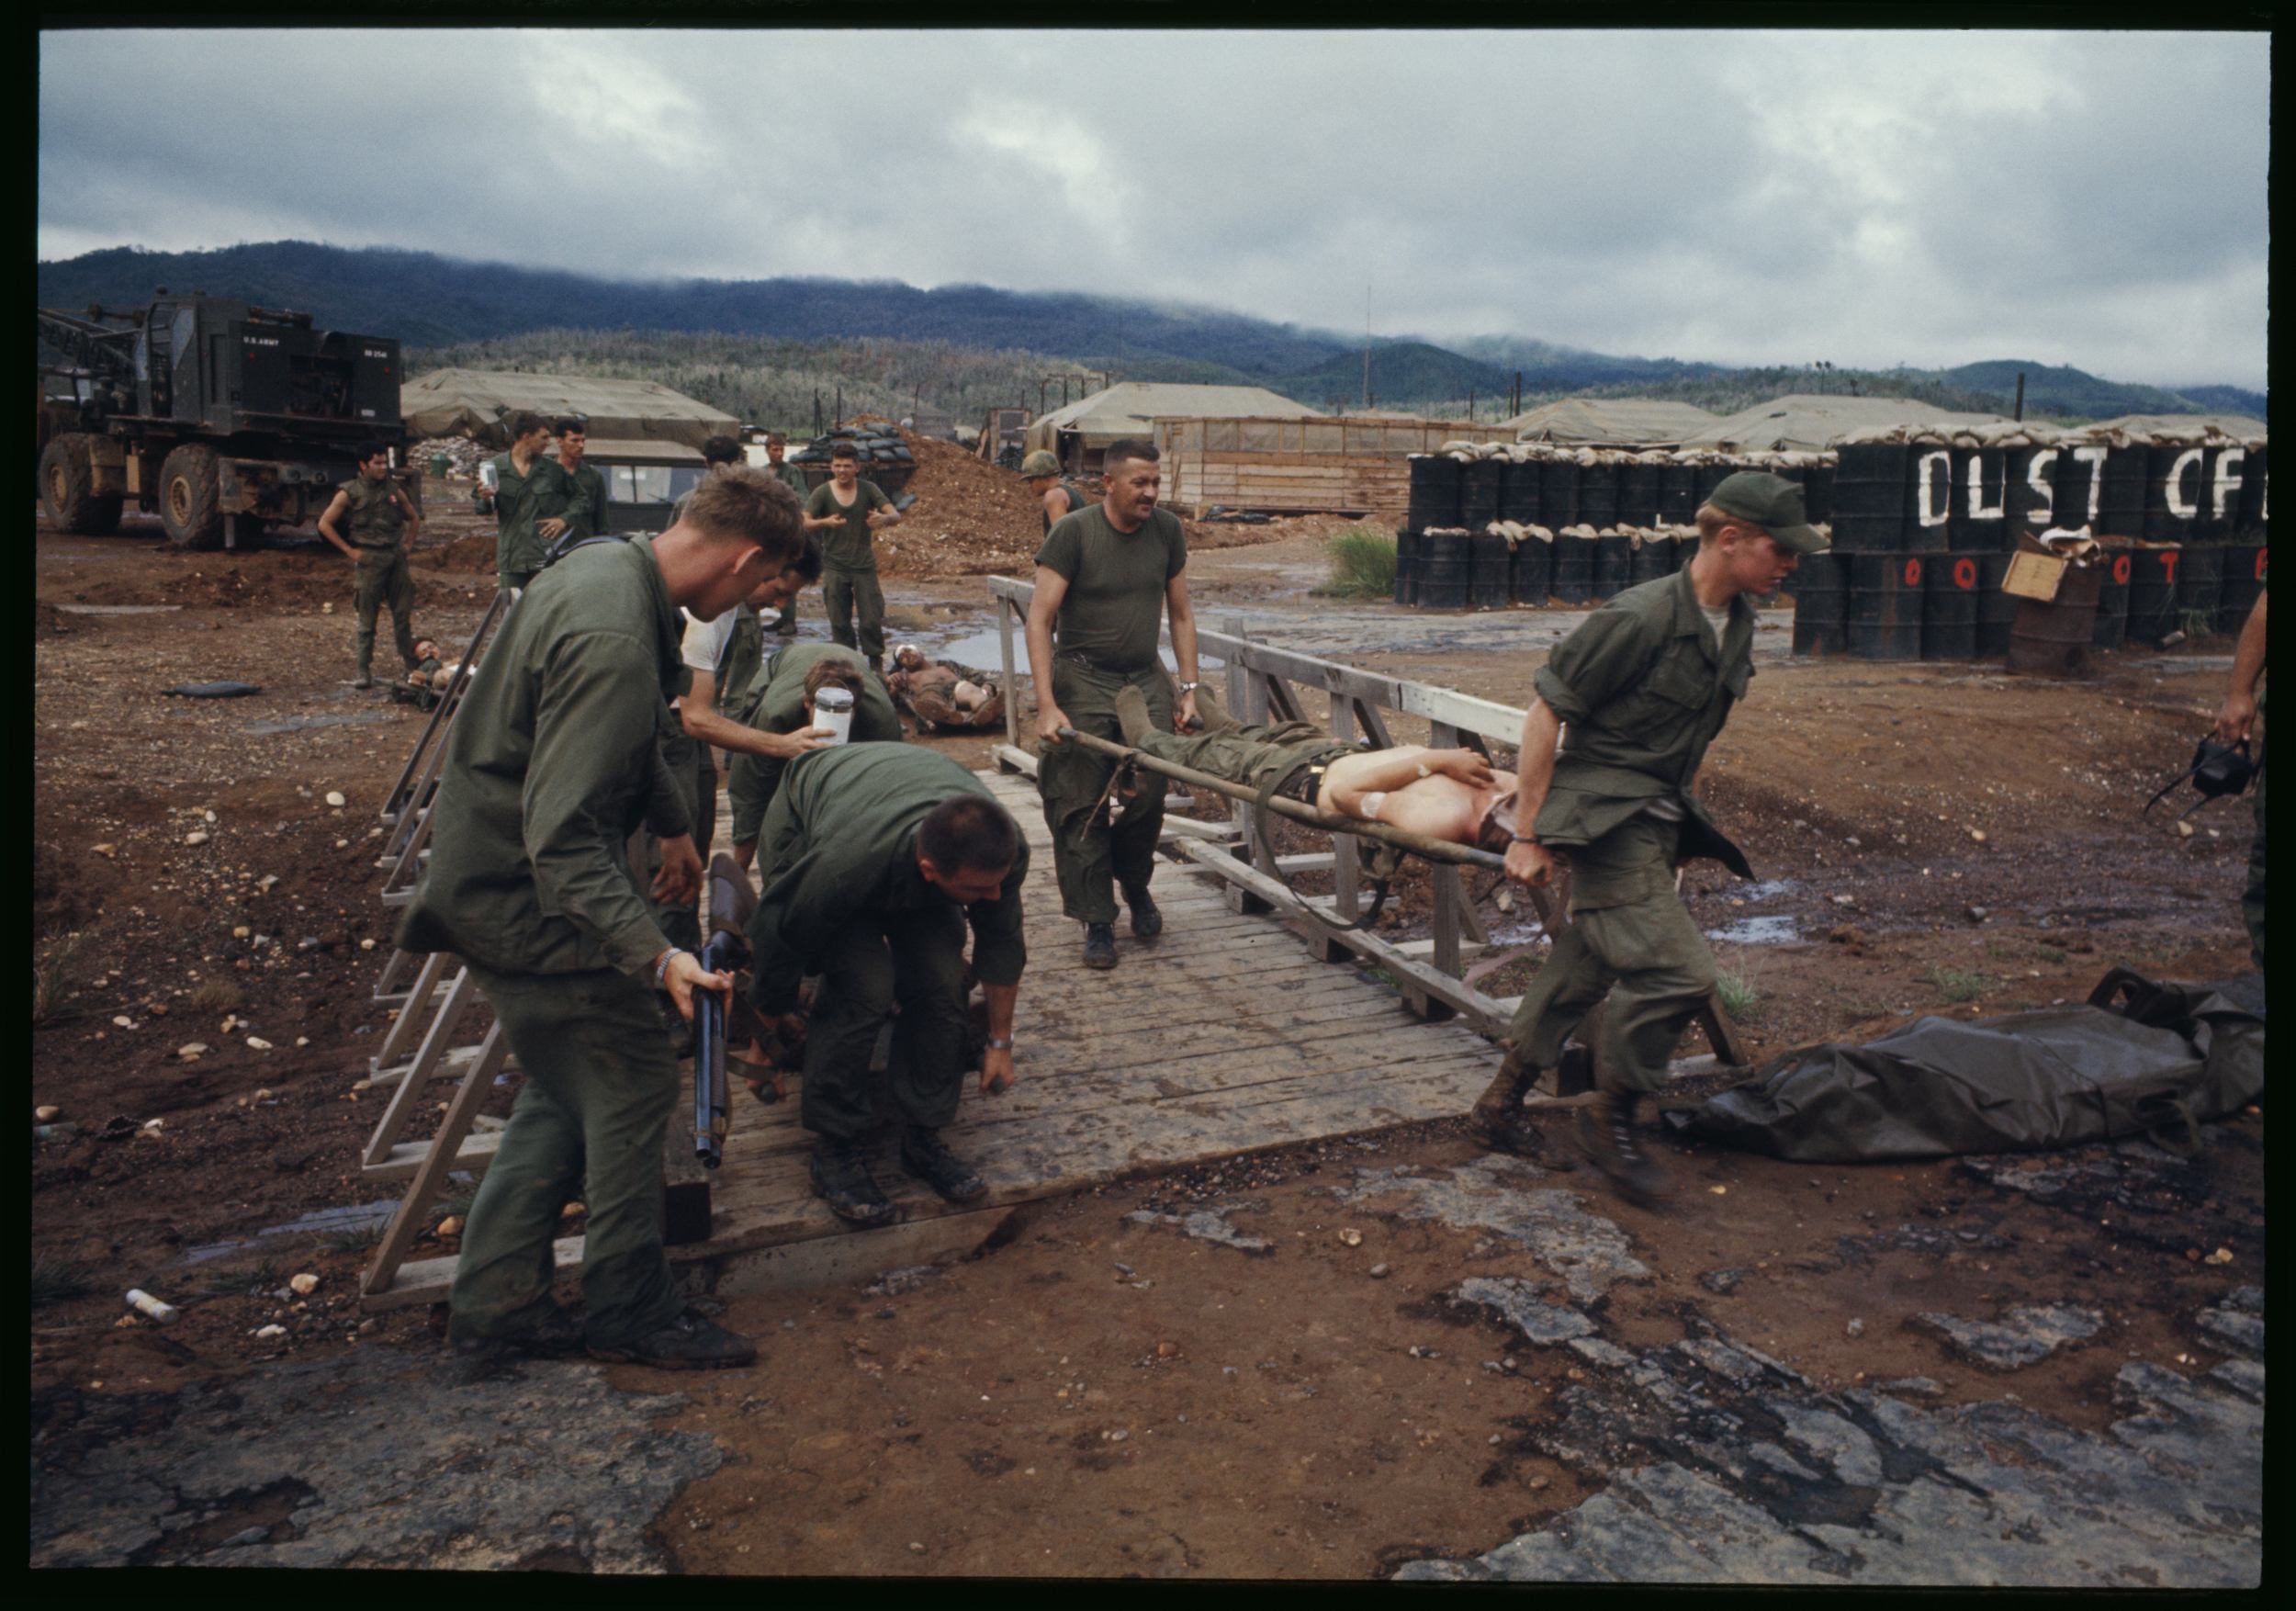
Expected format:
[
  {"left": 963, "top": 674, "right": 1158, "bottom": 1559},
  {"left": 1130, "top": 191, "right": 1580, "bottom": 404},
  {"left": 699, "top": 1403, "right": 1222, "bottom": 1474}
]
[
  {"left": 1027, "top": 437, "right": 1201, "bottom": 970},
  {"left": 1482, "top": 471, "right": 1823, "bottom": 1203},
  {"left": 400, "top": 466, "right": 805, "bottom": 1371},
  {"left": 474, "top": 410, "right": 567, "bottom": 593},
  {"left": 801, "top": 441, "right": 902, "bottom": 670},
  {"left": 317, "top": 442, "right": 422, "bottom": 689}
]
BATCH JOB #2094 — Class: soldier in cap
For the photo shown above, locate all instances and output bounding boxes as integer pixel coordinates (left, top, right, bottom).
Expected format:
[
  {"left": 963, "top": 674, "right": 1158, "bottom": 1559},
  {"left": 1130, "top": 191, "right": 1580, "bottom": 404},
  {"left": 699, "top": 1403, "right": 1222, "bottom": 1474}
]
[
  {"left": 1021, "top": 450, "right": 1092, "bottom": 535},
  {"left": 801, "top": 442, "right": 902, "bottom": 670},
  {"left": 317, "top": 442, "right": 423, "bottom": 689},
  {"left": 761, "top": 432, "right": 809, "bottom": 636},
  {"left": 1481, "top": 471, "right": 1824, "bottom": 1203}
]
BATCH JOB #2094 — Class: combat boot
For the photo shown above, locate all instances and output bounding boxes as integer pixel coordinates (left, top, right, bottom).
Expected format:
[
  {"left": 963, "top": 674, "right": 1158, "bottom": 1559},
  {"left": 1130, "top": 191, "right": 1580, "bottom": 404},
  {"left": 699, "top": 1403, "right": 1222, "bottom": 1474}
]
[
  {"left": 447, "top": 1303, "right": 587, "bottom": 1373},
  {"left": 1115, "top": 684, "right": 1156, "bottom": 746},
  {"left": 1082, "top": 921, "right": 1118, "bottom": 970},
  {"left": 1467, "top": 1053, "right": 1550, "bottom": 1160},
  {"left": 898, "top": 1125, "right": 988, "bottom": 1203},
  {"left": 1576, "top": 1092, "right": 1674, "bottom": 1204},
  {"left": 810, "top": 1141, "right": 898, "bottom": 1227},
  {"left": 1122, "top": 883, "right": 1163, "bottom": 939},
  {"left": 1187, "top": 683, "right": 1242, "bottom": 735},
  {"left": 588, "top": 1308, "right": 757, "bottom": 1370},
  {"left": 353, "top": 669, "right": 375, "bottom": 690}
]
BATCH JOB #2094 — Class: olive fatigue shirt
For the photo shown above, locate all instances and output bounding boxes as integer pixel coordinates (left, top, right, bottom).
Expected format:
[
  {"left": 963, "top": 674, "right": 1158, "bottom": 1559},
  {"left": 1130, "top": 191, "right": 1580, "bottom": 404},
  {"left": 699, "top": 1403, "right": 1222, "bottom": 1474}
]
[
  {"left": 483, "top": 451, "right": 572, "bottom": 579},
  {"left": 805, "top": 478, "right": 895, "bottom": 572},
  {"left": 1529, "top": 564, "right": 1756, "bottom": 853},
  {"left": 1035, "top": 503, "right": 1187, "bottom": 674},
  {"left": 725, "top": 642, "right": 906, "bottom": 847},
  {"left": 748, "top": 743, "right": 1028, "bottom": 1015},
  {"left": 545, "top": 460, "right": 610, "bottom": 540},
  {"left": 341, "top": 474, "right": 412, "bottom": 548},
  {"left": 397, "top": 535, "right": 696, "bottom": 978}
]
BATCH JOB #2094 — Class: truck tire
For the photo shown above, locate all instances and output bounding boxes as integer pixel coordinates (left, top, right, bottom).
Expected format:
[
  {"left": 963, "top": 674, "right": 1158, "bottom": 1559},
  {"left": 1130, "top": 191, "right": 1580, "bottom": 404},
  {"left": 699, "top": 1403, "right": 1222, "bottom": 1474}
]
[
  {"left": 39, "top": 434, "right": 124, "bottom": 535},
  {"left": 160, "top": 444, "right": 225, "bottom": 549}
]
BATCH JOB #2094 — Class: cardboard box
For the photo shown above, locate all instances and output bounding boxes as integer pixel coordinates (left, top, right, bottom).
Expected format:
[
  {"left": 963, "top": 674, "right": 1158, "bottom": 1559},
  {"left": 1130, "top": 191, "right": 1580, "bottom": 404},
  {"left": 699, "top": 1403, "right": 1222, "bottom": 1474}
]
[{"left": 2004, "top": 549, "right": 2066, "bottom": 603}]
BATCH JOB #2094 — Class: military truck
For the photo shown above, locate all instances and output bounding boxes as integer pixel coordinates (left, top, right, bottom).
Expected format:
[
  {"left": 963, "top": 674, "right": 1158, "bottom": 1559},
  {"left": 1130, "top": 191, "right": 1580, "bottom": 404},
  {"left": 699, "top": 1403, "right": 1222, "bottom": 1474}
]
[{"left": 36, "top": 291, "right": 414, "bottom": 549}]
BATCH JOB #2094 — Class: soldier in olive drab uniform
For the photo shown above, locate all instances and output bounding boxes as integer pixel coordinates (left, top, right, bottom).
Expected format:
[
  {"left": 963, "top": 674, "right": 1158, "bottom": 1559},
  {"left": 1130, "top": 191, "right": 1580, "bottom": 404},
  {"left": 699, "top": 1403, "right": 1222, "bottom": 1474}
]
[
  {"left": 1021, "top": 449, "right": 1091, "bottom": 535},
  {"left": 762, "top": 433, "right": 809, "bottom": 636},
  {"left": 1027, "top": 437, "right": 1202, "bottom": 970},
  {"left": 801, "top": 442, "right": 902, "bottom": 668},
  {"left": 726, "top": 643, "right": 906, "bottom": 869},
  {"left": 2213, "top": 585, "right": 2267, "bottom": 968},
  {"left": 642, "top": 534, "right": 827, "bottom": 953},
  {"left": 544, "top": 416, "right": 609, "bottom": 540},
  {"left": 743, "top": 743, "right": 1028, "bottom": 1226},
  {"left": 1485, "top": 472, "right": 1823, "bottom": 1203},
  {"left": 398, "top": 467, "right": 804, "bottom": 1371},
  {"left": 317, "top": 442, "right": 423, "bottom": 688},
  {"left": 474, "top": 410, "right": 568, "bottom": 593}
]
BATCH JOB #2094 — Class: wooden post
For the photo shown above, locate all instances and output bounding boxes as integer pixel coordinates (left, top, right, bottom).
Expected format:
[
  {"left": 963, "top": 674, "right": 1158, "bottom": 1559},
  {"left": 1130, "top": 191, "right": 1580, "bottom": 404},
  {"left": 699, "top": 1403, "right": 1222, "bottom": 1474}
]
[{"left": 997, "top": 592, "right": 1022, "bottom": 754}]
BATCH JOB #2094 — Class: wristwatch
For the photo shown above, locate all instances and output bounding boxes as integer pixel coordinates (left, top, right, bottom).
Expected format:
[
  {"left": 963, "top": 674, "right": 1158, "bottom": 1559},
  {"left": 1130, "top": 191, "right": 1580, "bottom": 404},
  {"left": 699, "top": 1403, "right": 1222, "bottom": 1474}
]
[
  {"left": 1509, "top": 833, "right": 1541, "bottom": 846},
  {"left": 1175, "top": 681, "right": 1199, "bottom": 694},
  {"left": 985, "top": 1036, "right": 1015, "bottom": 1051},
  {"left": 652, "top": 948, "right": 685, "bottom": 990}
]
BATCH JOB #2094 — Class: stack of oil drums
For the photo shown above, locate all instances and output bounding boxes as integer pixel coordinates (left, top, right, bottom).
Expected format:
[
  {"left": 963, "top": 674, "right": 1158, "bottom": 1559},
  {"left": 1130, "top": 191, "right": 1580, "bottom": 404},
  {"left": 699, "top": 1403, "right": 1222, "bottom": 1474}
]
[
  {"left": 1810, "top": 426, "right": 2268, "bottom": 663},
  {"left": 1396, "top": 444, "right": 1769, "bottom": 611}
]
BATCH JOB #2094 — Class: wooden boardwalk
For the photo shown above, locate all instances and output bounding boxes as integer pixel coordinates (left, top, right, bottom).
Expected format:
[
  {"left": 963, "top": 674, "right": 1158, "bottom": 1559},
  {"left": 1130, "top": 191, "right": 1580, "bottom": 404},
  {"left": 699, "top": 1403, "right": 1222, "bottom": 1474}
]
[{"left": 372, "top": 769, "right": 1502, "bottom": 1304}]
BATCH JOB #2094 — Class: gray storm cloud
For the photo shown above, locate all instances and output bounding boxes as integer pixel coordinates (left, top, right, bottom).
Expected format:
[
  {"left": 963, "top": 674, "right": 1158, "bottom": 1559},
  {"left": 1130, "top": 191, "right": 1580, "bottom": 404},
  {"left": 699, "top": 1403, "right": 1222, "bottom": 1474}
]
[{"left": 36, "top": 27, "right": 2268, "bottom": 389}]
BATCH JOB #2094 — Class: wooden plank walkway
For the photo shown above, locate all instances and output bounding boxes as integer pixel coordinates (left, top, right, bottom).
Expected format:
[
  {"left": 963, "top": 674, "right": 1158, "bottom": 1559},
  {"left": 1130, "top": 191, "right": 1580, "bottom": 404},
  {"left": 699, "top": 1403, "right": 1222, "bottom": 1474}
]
[{"left": 367, "top": 768, "right": 1501, "bottom": 1306}]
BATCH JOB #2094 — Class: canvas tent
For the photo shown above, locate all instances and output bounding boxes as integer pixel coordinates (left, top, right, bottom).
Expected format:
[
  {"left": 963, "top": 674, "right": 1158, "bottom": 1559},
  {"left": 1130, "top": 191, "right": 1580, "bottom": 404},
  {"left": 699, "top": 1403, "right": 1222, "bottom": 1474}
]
[
  {"left": 1682, "top": 392, "right": 2009, "bottom": 452},
  {"left": 400, "top": 368, "right": 740, "bottom": 450},
  {"left": 1025, "top": 381, "right": 1317, "bottom": 469},
  {"left": 1503, "top": 396, "right": 1720, "bottom": 446}
]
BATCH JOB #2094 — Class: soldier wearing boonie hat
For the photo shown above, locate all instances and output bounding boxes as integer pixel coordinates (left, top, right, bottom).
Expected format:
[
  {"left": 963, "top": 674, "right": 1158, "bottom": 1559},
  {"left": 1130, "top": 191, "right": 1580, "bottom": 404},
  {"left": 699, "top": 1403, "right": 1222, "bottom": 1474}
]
[{"left": 1475, "top": 471, "right": 1824, "bottom": 1202}]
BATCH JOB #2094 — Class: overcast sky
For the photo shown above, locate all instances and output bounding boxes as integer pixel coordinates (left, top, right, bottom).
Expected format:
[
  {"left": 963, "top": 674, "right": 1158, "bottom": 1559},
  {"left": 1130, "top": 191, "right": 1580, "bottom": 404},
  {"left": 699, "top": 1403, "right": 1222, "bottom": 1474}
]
[{"left": 37, "top": 28, "right": 2269, "bottom": 389}]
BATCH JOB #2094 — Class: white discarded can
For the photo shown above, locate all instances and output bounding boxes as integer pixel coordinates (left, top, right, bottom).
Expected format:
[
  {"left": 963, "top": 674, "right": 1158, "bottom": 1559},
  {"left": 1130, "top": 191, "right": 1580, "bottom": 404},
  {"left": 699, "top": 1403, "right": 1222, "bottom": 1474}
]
[
  {"left": 813, "top": 686, "right": 854, "bottom": 744},
  {"left": 479, "top": 460, "right": 500, "bottom": 492}
]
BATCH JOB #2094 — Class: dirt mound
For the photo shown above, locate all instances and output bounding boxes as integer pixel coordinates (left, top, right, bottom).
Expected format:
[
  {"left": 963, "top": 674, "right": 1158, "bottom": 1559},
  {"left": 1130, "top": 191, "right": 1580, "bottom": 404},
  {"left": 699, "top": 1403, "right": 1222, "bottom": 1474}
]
[
  {"left": 413, "top": 532, "right": 500, "bottom": 572},
  {"left": 35, "top": 600, "right": 93, "bottom": 637}
]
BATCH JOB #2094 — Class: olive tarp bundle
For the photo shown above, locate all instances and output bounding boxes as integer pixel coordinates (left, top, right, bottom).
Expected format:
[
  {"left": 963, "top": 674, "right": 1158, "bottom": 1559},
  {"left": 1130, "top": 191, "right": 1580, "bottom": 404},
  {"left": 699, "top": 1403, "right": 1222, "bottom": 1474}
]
[{"left": 1661, "top": 969, "right": 2265, "bottom": 1163}]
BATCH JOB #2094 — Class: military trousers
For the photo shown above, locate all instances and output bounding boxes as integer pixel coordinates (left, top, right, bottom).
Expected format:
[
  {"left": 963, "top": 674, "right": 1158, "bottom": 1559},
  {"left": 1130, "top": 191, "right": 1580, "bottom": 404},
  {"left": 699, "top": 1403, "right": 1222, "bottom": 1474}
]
[
  {"left": 448, "top": 964, "right": 684, "bottom": 1349},
  {"left": 498, "top": 566, "right": 537, "bottom": 595},
  {"left": 1505, "top": 814, "right": 1718, "bottom": 1097},
  {"left": 822, "top": 566, "right": 886, "bottom": 663},
  {"left": 2243, "top": 760, "right": 2266, "bottom": 969},
  {"left": 1131, "top": 721, "right": 1351, "bottom": 802},
  {"left": 801, "top": 902, "right": 972, "bottom": 1143},
  {"left": 1037, "top": 659, "right": 1172, "bottom": 924},
  {"left": 354, "top": 546, "right": 419, "bottom": 676},
  {"left": 692, "top": 744, "right": 720, "bottom": 862}
]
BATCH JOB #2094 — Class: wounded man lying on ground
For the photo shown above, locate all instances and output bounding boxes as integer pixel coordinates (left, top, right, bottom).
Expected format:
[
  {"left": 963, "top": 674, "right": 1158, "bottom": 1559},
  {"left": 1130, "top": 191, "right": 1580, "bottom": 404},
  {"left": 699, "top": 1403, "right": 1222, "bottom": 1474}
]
[
  {"left": 887, "top": 642, "right": 1007, "bottom": 731},
  {"left": 1111, "top": 682, "right": 1516, "bottom": 851}
]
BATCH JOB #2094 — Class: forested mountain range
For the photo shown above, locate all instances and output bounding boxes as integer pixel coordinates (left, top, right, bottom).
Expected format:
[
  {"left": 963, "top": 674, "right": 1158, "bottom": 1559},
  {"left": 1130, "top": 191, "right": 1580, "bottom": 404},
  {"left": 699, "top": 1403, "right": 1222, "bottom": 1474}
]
[{"left": 36, "top": 241, "right": 2265, "bottom": 422}]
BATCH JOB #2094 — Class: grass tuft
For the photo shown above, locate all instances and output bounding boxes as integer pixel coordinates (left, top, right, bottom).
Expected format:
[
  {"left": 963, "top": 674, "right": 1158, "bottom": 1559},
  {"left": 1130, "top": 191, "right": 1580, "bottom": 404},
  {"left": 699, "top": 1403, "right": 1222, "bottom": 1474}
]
[
  {"left": 186, "top": 976, "right": 246, "bottom": 1015},
  {"left": 319, "top": 1224, "right": 386, "bottom": 1254},
  {"left": 1320, "top": 528, "right": 1399, "bottom": 601},
  {"left": 32, "top": 934, "right": 89, "bottom": 1025},
  {"left": 32, "top": 1253, "right": 96, "bottom": 1307},
  {"left": 1928, "top": 965, "right": 1991, "bottom": 1004},
  {"left": 1714, "top": 973, "right": 1761, "bottom": 1020}
]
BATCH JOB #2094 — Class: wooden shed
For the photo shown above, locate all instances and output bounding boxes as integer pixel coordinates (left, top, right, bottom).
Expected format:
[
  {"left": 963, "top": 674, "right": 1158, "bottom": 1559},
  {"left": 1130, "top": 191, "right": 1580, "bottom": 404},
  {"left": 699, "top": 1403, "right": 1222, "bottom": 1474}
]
[{"left": 1153, "top": 414, "right": 1488, "bottom": 520}]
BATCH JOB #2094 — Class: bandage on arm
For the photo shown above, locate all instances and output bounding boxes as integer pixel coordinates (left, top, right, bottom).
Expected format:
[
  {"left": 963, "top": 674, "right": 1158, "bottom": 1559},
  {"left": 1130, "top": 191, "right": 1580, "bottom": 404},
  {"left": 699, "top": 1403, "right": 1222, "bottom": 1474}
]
[{"left": 1355, "top": 790, "right": 1387, "bottom": 823}]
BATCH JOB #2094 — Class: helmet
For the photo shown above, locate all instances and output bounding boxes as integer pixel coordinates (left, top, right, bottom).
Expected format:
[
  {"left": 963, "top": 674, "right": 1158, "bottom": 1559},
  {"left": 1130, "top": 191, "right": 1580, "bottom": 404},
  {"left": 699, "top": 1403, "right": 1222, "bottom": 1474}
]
[{"left": 1019, "top": 450, "right": 1061, "bottom": 479}]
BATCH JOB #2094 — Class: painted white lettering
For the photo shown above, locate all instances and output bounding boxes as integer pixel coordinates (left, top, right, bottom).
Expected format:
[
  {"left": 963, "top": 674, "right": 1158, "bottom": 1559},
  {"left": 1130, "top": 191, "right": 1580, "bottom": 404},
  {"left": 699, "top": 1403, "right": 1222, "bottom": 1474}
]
[
  {"left": 2212, "top": 447, "right": 2245, "bottom": 520},
  {"left": 2068, "top": 445, "right": 2108, "bottom": 524},
  {"left": 1965, "top": 455, "right": 2005, "bottom": 521},
  {"left": 2165, "top": 448, "right": 2203, "bottom": 520},
  {"left": 1916, "top": 450, "right": 1952, "bottom": 527},
  {"left": 2022, "top": 449, "right": 2058, "bottom": 523}
]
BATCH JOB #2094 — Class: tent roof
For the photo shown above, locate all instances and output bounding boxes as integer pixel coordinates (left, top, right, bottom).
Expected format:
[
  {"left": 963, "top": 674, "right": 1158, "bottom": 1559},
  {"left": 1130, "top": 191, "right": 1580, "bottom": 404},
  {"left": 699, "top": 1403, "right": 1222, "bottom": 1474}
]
[
  {"left": 1027, "top": 381, "right": 1318, "bottom": 448},
  {"left": 400, "top": 367, "right": 739, "bottom": 450},
  {"left": 2076, "top": 412, "right": 2268, "bottom": 442},
  {"left": 1504, "top": 396, "right": 1720, "bottom": 445},
  {"left": 578, "top": 438, "right": 705, "bottom": 465},
  {"left": 1680, "top": 392, "right": 2009, "bottom": 452}
]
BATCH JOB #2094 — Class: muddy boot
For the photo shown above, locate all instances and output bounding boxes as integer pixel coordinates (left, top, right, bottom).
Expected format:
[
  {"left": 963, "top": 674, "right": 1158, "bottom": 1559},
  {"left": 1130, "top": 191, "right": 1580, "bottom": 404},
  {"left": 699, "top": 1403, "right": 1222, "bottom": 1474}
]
[
  {"left": 353, "top": 669, "right": 375, "bottom": 690},
  {"left": 588, "top": 1308, "right": 757, "bottom": 1370},
  {"left": 897, "top": 1125, "right": 988, "bottom": 1204},
  {"left": 448, "top": 1303, "right": 586, "bottom": 1374},
  {"left": 1115, "top": 683, "right": 1155, "bottom": 746},
  {"left": 810, "top": 1141, "right": 898, "bottom": 1227},
  {"left": 1576, "top": 1091, "right": 1674, "bottom": 1204},
  {"left": 1122, "top": 883, "right": 1162, "bottom": 940},
  {"left": 1082, "top": 921, "right": 1118, "bottom": 970},
  {"left": 1467, "top": 1053, "right": 1548, "bottom": 1160}
]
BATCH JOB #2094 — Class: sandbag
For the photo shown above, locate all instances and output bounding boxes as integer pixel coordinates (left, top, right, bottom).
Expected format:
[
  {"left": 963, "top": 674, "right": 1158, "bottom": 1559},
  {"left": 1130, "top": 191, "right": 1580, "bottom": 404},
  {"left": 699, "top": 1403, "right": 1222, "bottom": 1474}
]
[{"left": 1661, "top": 969, "right": 2263, "bottom": 1163}]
